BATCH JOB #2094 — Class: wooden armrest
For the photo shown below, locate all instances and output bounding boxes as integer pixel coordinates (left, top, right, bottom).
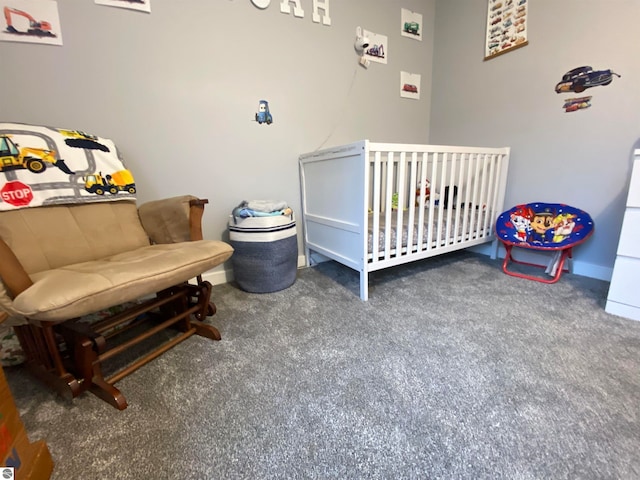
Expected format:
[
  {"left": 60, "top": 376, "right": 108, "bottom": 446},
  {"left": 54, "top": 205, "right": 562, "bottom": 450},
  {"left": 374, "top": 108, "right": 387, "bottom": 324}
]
[
  {"left": 139, "top": 195, "right": 209, "bottom": 244},
  {"left": 189, "top": 199, "right": 208, "bottom": 241},
  {"left": 0, "top": 238, "right": 33, "bottom": 298}
]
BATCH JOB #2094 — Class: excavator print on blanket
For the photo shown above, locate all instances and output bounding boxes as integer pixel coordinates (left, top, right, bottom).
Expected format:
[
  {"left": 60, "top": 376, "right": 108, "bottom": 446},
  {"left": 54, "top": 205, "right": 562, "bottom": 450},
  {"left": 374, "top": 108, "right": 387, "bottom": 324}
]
[{"left": 0, "top": 135, "right": 74, "bottom": 175}]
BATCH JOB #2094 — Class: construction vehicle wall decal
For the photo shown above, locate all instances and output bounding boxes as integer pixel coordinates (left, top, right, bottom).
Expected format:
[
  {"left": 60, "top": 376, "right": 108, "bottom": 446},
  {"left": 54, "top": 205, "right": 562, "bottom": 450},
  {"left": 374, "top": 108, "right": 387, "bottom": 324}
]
[
  {"left": 84, "top": 170, "right": 136, "bottom": 195},
  {"left": 0, "top": 135, "right": 74, "bottom": 175},
  {"left": 403, "top": 22, "right": 419, "bottom": 35},
  {"left": 366, "top": 44, "right": 385, "bottom": 58},
  {"left": 3, "top": 7, "right": 56, "bottom": 37}
]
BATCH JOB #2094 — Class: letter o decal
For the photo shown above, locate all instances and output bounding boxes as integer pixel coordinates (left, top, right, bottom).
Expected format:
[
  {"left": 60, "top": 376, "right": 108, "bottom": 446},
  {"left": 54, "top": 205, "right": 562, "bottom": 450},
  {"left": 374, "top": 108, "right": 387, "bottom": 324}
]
[{"left": 251, "top": 0, "right": 271, "bottom": 9}]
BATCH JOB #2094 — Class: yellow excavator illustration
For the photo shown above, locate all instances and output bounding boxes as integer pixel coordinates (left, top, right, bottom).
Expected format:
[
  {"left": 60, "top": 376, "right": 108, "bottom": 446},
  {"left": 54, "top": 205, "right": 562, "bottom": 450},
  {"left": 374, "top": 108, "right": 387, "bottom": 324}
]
[
  {"left": 84, "top": 170, "right": 136, "bottom": 195},
  {"left": 0, "top": 135, "right": 74, "bottom": 174}
]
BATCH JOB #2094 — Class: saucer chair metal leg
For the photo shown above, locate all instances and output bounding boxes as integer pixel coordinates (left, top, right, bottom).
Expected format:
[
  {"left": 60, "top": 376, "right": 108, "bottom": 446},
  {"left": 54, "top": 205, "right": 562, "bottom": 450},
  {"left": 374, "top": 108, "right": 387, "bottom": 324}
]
[
  {"left": 547, "top": 248, "right": 572, "bottom": 284},
  {"left": 501, "top": 243, "right": 572, "bottom": 284}
]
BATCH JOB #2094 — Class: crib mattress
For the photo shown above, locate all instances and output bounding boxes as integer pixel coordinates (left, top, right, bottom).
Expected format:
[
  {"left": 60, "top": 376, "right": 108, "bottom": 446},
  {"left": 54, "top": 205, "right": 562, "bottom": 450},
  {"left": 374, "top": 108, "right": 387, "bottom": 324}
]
[{"left": 368, "top": 206, "right": 490, "bottom": 254}]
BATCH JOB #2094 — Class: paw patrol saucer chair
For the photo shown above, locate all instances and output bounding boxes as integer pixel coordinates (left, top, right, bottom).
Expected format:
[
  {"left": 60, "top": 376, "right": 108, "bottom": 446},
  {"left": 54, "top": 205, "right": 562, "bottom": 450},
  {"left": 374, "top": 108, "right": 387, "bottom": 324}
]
[{"left": 495, "top": 203, "right": 594, "bottom": 283}]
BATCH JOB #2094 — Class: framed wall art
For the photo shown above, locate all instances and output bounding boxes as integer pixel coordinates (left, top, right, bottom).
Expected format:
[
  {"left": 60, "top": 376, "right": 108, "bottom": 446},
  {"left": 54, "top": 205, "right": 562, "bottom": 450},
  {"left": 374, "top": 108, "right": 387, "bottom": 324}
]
[
  {"left": 95, "top": 0, "right": 151, "bottom": 13},
  {"left": 401, "top": 8, "right": 422, "bottom": 41},
  {"left": 484, "top": 0, "right": 528, "bottom": 60},
  {"left": 0, "top": 0, "right": 63, "bottom": 46},
  {"left": 362, "top": 29, "right": 388, "bottom": 65}
]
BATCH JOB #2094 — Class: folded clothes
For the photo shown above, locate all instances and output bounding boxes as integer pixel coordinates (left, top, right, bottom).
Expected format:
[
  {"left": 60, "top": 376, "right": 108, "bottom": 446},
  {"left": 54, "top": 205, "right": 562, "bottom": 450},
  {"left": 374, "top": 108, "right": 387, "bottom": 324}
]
[
  {"left": 236, "top": 208, "right": 287, "bottom": 217},
  {"left": 246, "top": 200, "right": 288, "bottom": 212},
  {"left": 231, "top": 200, "right": 292, "bottom": 223}
]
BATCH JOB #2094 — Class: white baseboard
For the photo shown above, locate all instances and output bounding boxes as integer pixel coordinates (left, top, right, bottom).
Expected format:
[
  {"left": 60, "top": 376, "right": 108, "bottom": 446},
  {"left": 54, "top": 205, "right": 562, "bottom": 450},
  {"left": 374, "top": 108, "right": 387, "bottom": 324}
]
[
  {"left": 605, "top": 301, "right": 640, "bottom": 322},
  {"left": 201, "top": 268, "right": 233, "bottom": 286},
  {"left": 572, "top": 262, "right": 612, "bottom": 282},
  {"left": 308, "top": 252, "right": 331, "bottom": 265}
]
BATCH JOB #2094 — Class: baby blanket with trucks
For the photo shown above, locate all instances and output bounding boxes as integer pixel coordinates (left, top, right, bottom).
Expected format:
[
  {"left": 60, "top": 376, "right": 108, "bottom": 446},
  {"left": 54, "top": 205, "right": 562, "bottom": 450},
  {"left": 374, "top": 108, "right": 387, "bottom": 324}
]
[{"left": 0, "top": 122, "right": 135, "bottom": 211}]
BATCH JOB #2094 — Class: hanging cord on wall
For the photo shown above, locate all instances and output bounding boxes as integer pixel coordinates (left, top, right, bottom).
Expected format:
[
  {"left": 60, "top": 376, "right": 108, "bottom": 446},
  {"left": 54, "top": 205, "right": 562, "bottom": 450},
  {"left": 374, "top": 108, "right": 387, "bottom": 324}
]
[{"left": 313, "top": 64, "right": 360, "bottom": 152}]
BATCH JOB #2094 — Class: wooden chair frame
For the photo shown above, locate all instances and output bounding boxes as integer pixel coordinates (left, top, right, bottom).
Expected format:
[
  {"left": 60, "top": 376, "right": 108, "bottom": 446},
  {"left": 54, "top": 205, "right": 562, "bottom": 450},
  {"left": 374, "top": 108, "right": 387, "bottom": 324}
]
[{"left": 1, "top": 199, "right": 223, "bottom": 410}]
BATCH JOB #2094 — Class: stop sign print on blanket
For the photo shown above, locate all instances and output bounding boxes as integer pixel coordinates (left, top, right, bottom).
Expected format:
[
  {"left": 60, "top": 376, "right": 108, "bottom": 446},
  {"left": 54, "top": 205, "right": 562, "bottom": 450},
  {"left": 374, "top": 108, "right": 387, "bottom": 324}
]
[{"left": 1, "top": 181, "right": 34, "bottom": 207}]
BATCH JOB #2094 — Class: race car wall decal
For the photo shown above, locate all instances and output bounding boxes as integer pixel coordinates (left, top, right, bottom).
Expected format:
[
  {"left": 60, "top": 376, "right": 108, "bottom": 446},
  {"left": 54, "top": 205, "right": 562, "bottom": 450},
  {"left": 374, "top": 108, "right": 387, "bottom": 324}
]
[
  {"left": 555, "top": 66, "right": 620, "bottom": 94},
  {"left": 555, "top": 65, "right": 620, "bottom": 113},
  {"left": 563, "top": 96, "right": 592, "bottom": 113}
]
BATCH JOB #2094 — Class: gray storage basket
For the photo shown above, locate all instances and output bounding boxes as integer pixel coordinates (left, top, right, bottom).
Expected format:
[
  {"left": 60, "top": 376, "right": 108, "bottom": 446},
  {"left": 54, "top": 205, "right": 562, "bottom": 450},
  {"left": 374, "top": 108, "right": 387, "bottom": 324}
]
[{"left": 228, "top": 213, "right": 297, "bottom": 293}]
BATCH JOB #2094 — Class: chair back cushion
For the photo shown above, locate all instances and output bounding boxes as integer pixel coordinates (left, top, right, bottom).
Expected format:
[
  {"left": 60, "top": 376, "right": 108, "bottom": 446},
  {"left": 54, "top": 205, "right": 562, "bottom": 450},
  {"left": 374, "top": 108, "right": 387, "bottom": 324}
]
[{"left": 0, "top": 201, "right": 150, "bottom": 275}]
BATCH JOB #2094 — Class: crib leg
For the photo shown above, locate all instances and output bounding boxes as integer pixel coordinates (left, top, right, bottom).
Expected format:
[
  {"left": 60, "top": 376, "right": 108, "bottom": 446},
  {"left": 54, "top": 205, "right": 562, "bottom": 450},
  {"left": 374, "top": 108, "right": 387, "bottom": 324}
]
[{"left": 360, "top": 270, "right": 368, "bottom": 301}]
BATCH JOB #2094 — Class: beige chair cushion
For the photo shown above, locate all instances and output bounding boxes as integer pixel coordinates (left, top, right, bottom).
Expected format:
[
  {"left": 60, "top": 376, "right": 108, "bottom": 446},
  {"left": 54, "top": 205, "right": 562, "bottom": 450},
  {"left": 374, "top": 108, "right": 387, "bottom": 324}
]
[
  {"left": 138, "top": 196, "right": 193, "bottom": 244},
  {"left": 11, "top": 240, "right": 233, "bottom": 323},
  {"left": 0, "top": 201, "right": 150, "bottom": 275}
]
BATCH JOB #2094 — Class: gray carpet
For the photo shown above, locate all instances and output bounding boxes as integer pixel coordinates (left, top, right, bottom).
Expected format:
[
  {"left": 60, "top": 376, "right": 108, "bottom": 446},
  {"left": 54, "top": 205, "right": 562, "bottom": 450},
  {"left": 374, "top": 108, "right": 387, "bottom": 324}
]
[{"left": 5, "top": 251, "right": 640, "bottom": 479}]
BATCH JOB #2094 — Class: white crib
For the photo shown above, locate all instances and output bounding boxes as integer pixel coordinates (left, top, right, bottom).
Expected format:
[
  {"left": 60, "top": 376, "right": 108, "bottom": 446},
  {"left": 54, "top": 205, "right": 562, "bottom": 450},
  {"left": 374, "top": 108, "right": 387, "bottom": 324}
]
[{"left": 299, "top": 140, "right": 511, "bottom": 300}]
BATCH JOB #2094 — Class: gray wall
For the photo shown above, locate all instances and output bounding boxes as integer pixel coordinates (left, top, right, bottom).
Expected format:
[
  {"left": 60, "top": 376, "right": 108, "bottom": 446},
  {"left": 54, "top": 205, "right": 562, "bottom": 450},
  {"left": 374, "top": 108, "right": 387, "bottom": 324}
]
[
  {"left": 0, "top": 0, "right": 435, "bottom": 260},
  {"left": 430, "top": 0, "right": 640, "bottom": 280},
  {"left": 4, "top": 0, "right": 636, "bottom": 281}
]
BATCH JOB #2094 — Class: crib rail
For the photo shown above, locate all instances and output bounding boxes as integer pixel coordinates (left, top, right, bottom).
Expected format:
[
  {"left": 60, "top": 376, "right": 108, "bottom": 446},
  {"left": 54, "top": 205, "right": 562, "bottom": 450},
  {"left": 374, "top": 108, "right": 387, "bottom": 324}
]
[{"left": 367, "top": 143, "right": 510, "bottom": 267}]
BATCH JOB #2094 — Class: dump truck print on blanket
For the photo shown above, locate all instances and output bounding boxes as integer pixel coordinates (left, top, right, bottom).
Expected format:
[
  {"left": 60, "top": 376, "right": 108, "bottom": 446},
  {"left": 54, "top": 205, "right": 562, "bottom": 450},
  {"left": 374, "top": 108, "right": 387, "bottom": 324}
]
[{"left": 0, "top": 122, "right": 135, "bottom": 211}]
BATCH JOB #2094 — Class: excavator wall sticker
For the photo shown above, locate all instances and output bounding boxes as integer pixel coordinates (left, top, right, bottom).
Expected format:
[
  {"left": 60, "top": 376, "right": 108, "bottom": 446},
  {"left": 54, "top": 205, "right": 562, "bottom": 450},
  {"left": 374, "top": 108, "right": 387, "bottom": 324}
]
[{"left": 3, "top": 6, "right": 56, "bottom": 37}]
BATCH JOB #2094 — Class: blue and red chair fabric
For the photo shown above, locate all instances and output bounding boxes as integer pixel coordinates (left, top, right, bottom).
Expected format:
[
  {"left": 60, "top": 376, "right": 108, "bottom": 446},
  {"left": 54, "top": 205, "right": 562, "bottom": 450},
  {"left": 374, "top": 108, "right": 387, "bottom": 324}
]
[{"left": 495, "top": 203, "right": 594, "bottom": 283}]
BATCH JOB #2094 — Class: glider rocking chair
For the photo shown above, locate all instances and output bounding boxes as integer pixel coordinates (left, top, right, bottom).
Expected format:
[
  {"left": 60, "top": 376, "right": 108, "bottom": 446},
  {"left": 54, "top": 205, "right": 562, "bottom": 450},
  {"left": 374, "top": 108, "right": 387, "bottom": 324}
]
[{"left": 0, "top": 123, "right": 234, "bottom": 409}]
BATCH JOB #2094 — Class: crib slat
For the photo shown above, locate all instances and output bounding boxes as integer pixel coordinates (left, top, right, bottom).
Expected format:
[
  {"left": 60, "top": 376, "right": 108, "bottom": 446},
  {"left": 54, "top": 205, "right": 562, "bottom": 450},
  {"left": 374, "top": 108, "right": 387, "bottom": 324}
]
[
  {"left": 472, "top": 153, "right": 484, "bottom": 238},
  {"left": 465, "top": 154, "right": 477, "bottom": 238},
  {"left": 372, "top": 151, "right": 382, "bottom": 260},
  {"left": 480, "top": 154, "right": 495, "bottom": 236},
  {"left": 448, "top": 153, "right": 461, "bottom": 244},
  {"left": 460, "top": 153, "right": 472, "bottom": 240},
  {"left": 436, "top": 153, "right": 447, "bottom": 246},
  {"left": 395, "top": 152, "right": 406, "bottom": 255},
  {"left": 384, "top": 152, "right": 394, "bottom": 260},
  {"left": 407, "top": 152, "right": 418, "bottom": 255},
  {"left": 454, "top": 152, "right": 465, "bottom": 244},
  {"left": 487, "top": 154, "right": 502, "bottom": 235},
  {"left": 426, "top": 154, "right": 438, "bottom": 249},
  {"left": 477, "top": 153, "right": 489, "bottom": 237},
  {"left": 445, "top": 152, "right": 456, "bottom": 244},
  {"left": 474, "top": 154, "right": 483, "bottom": 238},
  {"left": 485, "top": 154, "right": 498, "bottom": 235},
  {"left": 416, "top": 153, "right": 428, "bottom": 250}
]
